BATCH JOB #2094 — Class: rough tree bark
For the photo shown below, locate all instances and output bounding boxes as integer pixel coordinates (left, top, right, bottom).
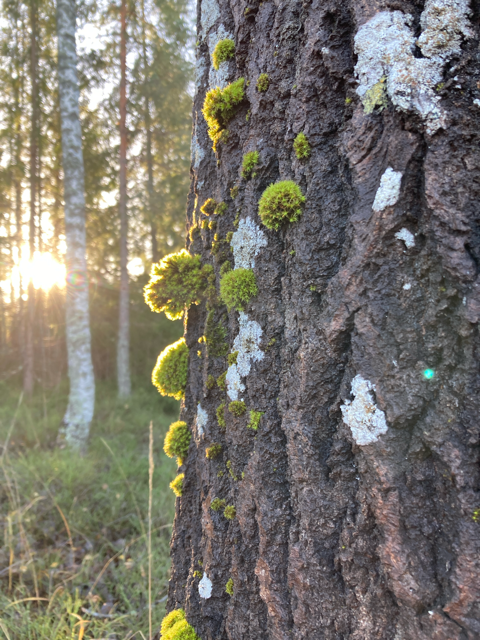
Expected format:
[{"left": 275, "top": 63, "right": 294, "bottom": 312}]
[
  {"left": 167, "top": 0, "right": 480, "bottom": 638},
  {"left": 117, "top": 0, "right": 132, "bottom": 397},
  {"left": 56, "top": 0, "right": 95, "bottom": 448}
]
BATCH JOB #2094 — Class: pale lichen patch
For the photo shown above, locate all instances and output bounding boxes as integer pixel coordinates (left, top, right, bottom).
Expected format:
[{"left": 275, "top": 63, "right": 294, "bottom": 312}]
[
  {"left": 200, "top": 0, "right": 219, "bottom": 39},
  {"left": 395, "top": 228, "right": 415, "bottom": 249},
  {"left": 231, "top": 217, "right": 267, "bottom": 270},
  {"left": 197, "top": 404, "right": 208, "bottom": 436},
  {"left": 341, "top": 375, "right": 388, "bottom": 446},
  {"left": 372, "top": 167, "right": 403, "bottom": 212},
  {"left": 226, "top": 312, "right": 264, "bottom": 400},
  {"left": 199, "top": 573, "right": 213, "bottom": 599}
]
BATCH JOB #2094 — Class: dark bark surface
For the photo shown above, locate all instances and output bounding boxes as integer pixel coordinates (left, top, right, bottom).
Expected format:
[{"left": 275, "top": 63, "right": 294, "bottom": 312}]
[{"left": 166, "top": 0, "right": 480, "bottom": 638}]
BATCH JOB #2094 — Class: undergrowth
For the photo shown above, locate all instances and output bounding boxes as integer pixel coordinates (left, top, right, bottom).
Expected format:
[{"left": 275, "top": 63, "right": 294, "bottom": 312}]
[{"left": 0, "top": 380, "right": 178, "bottom": 639}]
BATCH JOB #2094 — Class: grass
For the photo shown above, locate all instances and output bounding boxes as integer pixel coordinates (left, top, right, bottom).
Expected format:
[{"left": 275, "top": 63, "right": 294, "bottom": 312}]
[{"left": 0, "top": 379, "right": 179, "bottom": 639}]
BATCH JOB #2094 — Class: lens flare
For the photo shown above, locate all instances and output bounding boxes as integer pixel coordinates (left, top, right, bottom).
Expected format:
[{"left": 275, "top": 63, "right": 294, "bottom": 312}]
[{"left": 423, "top": 369, "right": 435, "bottom": 380}]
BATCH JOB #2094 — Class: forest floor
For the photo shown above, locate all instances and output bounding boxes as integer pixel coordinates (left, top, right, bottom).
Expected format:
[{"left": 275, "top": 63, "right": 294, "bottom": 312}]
[{"left": 0, "top": 380, "right": 178, "bottom": 639}]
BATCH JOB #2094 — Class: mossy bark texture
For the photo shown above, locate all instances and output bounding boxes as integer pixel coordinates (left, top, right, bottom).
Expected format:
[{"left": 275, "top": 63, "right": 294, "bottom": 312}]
[{"left": 167, "top": 1, "right": 480, "bottom": 638}]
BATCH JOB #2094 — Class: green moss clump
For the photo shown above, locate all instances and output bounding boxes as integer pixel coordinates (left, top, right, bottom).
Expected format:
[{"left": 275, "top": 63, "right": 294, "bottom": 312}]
[
  {"left": 293, "top": 132, "right": 310, "bottom": 160},
  {"left": 241, "top": 151, "right": 259, "bottom": 179},
  {"left": 224, "top": 505, "right": 236, "bottom": 520},
  {"left": 205, "top": 310, "right": 228, "bottom": 357},
  {"left": 215, "top": 201, "right": 227, "bottom": 216},
  {"left": 227, "top": 351, "right": 238, "bottom": 366},
  {"left": 152, "top": 338, "right": 188, "bottom": 400},
  {"left": 217, "top": 373, "right": 227, "bottom": 391},
  {"left": 206, "top": 374, "right": 216, "bottom": 390},
  {"left": 247, "top": 410, "right": 264, "bottom": 431},
  {"left": 203, "top": 78, "right": 245, "bottom": 149},
  {"left": 362, "top": 76, "right": 387, "bottom": 114},
  {"left": 230, "top": 185, "right": 239, "bottom": 199},
  {"left": 144, "top": 250, "right": 213, "bottom": 320},
  {"left": 256, "top": 73, "right": 269, "bottom": 92},
  {"left": 225, "top": 578, "right": 234, "bottom": 596},
  {"left": 160, "top": 609, "right": 200, "bottom": 640},
  {"left": 225, "top": 232, "right": 233, "bottom": 244},
  {"left": 220, "top": 262, "right": 231, "bottom": 278},
  {"left": 228, "top": 400, "right": 246, "bottom": 417},
  {"left": 220, "top": 268, "right": 258, "bottom": 311},
  {"left": 206, "top": 443, "right": 222, "bottom": 459},
  {"left": 211, "top": 497, "right": 226, "bottom": 511},
  {"left": 258, "top": 180, "right": 305, "bottom": 230},
  {"left": 164, "top": 421, "right": 191, "bottom": 465},
  {"left": 216, "top": 402, "right": 226, "bottom": 429},
  {"left": 169, "top": 474, "right": 184, "bottom": 498},
  {"left": 201, "top": 198, "right": 217, "bottom": 215},
  {"left": 212, "top": 38, "right": 235, "bottom": 70},
  {"left": 193, "top": 570, "right": 202, "bottom": 578}
]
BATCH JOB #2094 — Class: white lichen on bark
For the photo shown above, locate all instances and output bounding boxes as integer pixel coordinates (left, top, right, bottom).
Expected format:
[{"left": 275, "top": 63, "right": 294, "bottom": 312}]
[
  {"left": 354, "top": 2, "right": 473, "bottom": 134},
  {"left": 372, "top": 167, "right": 403, "bottom": 212},
  {"left": 197, "top": 403, "right": 208, "bottom": 436},
  {"left": 227, "top": 312, "right": 264, "bottom": 400},
  {"left": 341, "top": 375, "right": 388, "bottom": 446},
  {"left": 208, "top": 25, "right": 232, "bottom": 89},
  {"left": 395, "top": 228, "right": 416, "bottom": 249},
  {"left": 56, "top": 0, "right": 95, "bottom": 450},
  {"left": 200, "top": 0, "right": 219, "bottom": 40},
  {"left": 231, "top": 217, "right": 267, "bottom": 270},
  {"left": 199, "top": 573, "right": 213, "bottom": 599}
]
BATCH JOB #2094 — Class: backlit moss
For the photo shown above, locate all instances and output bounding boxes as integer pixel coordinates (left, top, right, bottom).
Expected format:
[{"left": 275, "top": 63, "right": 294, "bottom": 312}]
[
  {"left": 152, "top": 338, "right": 188, "bottom": 400},
  {"left": 216, "top": 402, "right": 226, "bottom": 429},
  {"left": 206, "top": 443, "right": 222, "bottom": 459},
  {"left": 212, "top": 38, "right": 235, "bottom": 70},
  {"left": 203, "top": 78, "right": 245, "bottom": 150},
  {"left": 258, "top": 180, "right": 305, "bottom": 230},
  {"left": 256, "top": 73, "right": 269, "bottom": 92},
  {"left": 293, "top": 132, "right": 310, "bottom": 159},
  {"left": 201, "top": 198, "right": 217, "bottom": 215},
  {"left": 215, "top": 201, "right": 227, "bottom": 216},
  {"left": 169, "top": 474, "right": 184, "bottom": 498},
  {"left": 217, "top": 373, "right": 227, "bottom": 391},
  {"left": 160, "top": 608, "right": 200, "bottom": 639},
  {"left": 224, "top": 505, "right": 236, "bottom": 519},
  {"left": 220, "top": 268, "right": 258, "bottom": 311},
  {"left": 228, "top": 400, "right": 246, "bottom": 416},
  {"left": 164, "top": 421, "right": 191, "bottom": 465},
  {"left": 144, "top": 250, "right": 213, "bottom": 320},
  {"left": 247, "top": 410, "right": 264, "bottom": 431},
  {"left": 211, "top": 497, "right": 226, "bottom": 511},
  {"left": 241, "top": 151, "right": 259, "bottom": 179},
  {"left": 225, "top": 578, "right": 234, "bottom": 596}
]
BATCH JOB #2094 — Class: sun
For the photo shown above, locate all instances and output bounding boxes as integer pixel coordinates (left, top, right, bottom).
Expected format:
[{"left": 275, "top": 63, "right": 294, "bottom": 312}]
[{"left": 16, "top": 251, "right": 66, "bottom": 292}]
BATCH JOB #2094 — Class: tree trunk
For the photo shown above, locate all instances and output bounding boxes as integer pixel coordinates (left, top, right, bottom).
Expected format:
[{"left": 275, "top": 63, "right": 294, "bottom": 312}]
[
  {"left": 166, "top": 1, "right": 480, "bottom": 638},
  {"left": 117, "top": 0, "right": 131, "bottom": 397},
  {"left": 24, "top": 0, "right": 37, "bottom": 396},
  {"left": 56, "top": 0, "right": 95, "bottom": 449}
]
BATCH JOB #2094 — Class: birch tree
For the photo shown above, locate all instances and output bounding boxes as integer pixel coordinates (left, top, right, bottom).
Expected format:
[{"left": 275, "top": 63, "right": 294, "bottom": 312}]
[{"left": 56, "top": 0, "right": 95, "bottom": 449}]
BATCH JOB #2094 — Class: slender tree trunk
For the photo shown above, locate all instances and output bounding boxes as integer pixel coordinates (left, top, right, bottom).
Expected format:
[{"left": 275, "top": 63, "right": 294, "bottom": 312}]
[
  {"left": 117, "top": 0, "right": 131, "bottom": 397},
  {"left": 166, "top": 1, "right": 480, "bottom": 638},
  {"left": 56, "top": 0, "right": 95, "bottom": 449},
  {"left": 24, "top": 0, "right": 37, "bottom": 395}
]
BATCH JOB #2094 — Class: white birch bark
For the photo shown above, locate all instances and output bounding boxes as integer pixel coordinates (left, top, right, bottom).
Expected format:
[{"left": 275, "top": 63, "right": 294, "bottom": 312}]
[{"left": 56, "top": 0, "right": 95, "bottom": 449}]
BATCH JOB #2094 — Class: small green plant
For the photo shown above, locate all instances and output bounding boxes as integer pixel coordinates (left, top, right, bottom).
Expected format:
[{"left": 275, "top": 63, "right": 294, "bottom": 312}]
[
  {"left": 241, "top": 150, "right": 259, "bottom": 179},
  {"left": 220, "top": 261, "right": 232, "bottom": 277},
  {"left": 247, "top": 410, "right": 263, "bottom": 431},
  {"left": 293, "top": 132, "right": 310, "bottom": 159},
  {"left": 224, "top": 504, "right": 236, "bottom": 519},
  {"left": 217, "top": 470, "right": 224, "bottom": 478},
  {"left": 228, "top": 351, "right": 238, "bottom": 366},
  {"left": 211, "top": 497, "right": 226, "bottom": 511},
  {"left": 436, "top": 82, "right": 445, "bottom": 92},
  {"left": 208, "top": 220, "right": 217, "bottom": 230},
  {"left": 201, "top": 219, "right": 209, "bottom": 230},
  {"left": 216, "top": 402, "right": 226, "bottom": 428},
  {"left": 256, "top": 73, "right": 269, "bottom": 92},
  {"left": 215, "top": 201, "right": 227, "bottom": 216},
  {"left": 160, "top": 608, "right": 200, "bottom": 639},
  {"left": 267, "top": 337, "right": 276, "bottom": 347},
  {"left": 309, "top": 284, "right": 316, "bottom": 292},
  {"left": 220, "top": 268, "right": 258, "bottom": 311},
  {"left": 230, "top": 185, "right": 239, "bottom": 199},
  {"left": 234, "top": 211, "right": 240, "bottom": 227},
  {"left": 258, "top": 180, "right": 305, "bottom": 230},
  {"left": 206, "top": 374, "right": 216, "bottom": 390},
  {"left": 201, "top": 198, "right": 217, "bottom": 215},
  {"left": 289, "top": 249, "right": 295, "bottom": 256},
  {"left": 164, "top": 420, "right": 191, "bottom": 465},
  {"left": 152, "top": 337, "right": 189, "bottom": 400},
  {"left": 225, "top": 232, "right": 234, "bottom": 244},
  {"left": 193, "top": 570, "right": 202, "bottom": 578},
  {"left": 226, "top": 459, "right": 237, "bottom": 480},
  {"left": 212, "top": 38, "right": 235, "bottom": 70},
  {"left": 225, "top": 578, "right": 234, "bottom": 596},
  {"left": 169, "top": 473, "right": 184, "bottom": 497},
  {"left": 345, "top": 97, "right": 353, "bottom": 105},
  {"left": 473, "top": 508, "right": 480, "bottom": 522},
  {"left": 229, "top": 400, "right": 246, "bottom": 416},
  {"left": 205, "top": 310, "right": 228, "bottom": 357},
  {"left": 203, "top": 78, "right": 245, "bottom": 149},
  {"left": 144, "top": 250, "right": 213, "bottom": 320},
  {"left": 362, "top": 76, "right": 387, "bottom": 114},
  {"left": 189, "top": 223, "right": 200, "bottom": 241},
  {"left": 206, "top": 443, "right": 222, "bottom": 459}
]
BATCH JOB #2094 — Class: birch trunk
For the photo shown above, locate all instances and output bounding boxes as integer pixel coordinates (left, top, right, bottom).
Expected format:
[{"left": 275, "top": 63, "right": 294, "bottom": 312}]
[
  {"left": 117, "top": 0, "right": 131, "bottom": 397},
  {"left": 166, "top": 0, "right": 480, "bottom": 638},
  {"left": 56, "top": 0, "right": 95, "bottom": 449}
]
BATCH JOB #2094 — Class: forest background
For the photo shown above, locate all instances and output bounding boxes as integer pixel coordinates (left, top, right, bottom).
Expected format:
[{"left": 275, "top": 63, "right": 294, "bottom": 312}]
[{"left": 0, "top": 0, "right": 194, "bottom": 635}]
